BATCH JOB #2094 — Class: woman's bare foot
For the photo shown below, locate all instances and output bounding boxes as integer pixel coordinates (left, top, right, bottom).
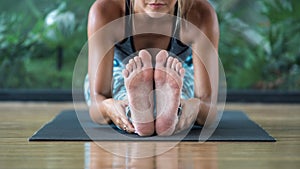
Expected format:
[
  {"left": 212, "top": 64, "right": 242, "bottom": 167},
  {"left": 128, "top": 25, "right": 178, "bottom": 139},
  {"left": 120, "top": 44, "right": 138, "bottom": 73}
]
[
  {"left": 154, "top": 50, "right": 185, "bottom": 136},
  {"left": 123, "top": 50, "right": 155, "bottom": 136}
]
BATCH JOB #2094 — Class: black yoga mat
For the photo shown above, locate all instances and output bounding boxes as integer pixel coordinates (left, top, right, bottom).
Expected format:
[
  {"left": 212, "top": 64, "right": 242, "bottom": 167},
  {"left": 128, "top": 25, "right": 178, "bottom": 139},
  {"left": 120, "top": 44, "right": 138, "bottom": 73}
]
[{"left": 29, "top": 110, "right": 275, "bottom": 142}]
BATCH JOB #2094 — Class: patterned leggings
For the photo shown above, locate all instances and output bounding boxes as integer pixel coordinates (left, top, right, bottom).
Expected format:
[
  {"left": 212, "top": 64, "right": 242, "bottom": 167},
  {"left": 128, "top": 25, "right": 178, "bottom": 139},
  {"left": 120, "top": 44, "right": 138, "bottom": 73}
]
[{"left": 84, "top": 56, "right": 195, "bottom": 121}]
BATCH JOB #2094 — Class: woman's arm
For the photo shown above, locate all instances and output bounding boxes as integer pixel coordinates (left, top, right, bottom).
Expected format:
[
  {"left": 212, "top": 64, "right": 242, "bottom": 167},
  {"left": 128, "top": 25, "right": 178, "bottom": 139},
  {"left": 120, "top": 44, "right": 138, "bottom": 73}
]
[
  {"left": 87, "top": 0, "right": 135, "bottom": 132},
  {"left": 175, "top": 0, "right": 219, "bottom": 133},
  {"left": 191, "top": 0, "right": 220, "bottom": 125}
]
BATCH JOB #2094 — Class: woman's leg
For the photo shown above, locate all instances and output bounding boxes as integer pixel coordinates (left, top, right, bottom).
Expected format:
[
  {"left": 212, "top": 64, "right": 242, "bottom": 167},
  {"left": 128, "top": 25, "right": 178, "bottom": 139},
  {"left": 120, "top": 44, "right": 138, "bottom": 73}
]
[
  {"left": 122, "top": 50, "right": 155, "bottom": 136},
  {"left": 85, "top": 53, "right": 195, "bottom": 136},
  {"left": 181, "top": 55, "right": 195, "bottom": 100},
  {"left": 154, "top": 50, "right": 186, "bottom": 136},
  {"left": 84, "top": 74, "right": 91, "bottom": 106}
]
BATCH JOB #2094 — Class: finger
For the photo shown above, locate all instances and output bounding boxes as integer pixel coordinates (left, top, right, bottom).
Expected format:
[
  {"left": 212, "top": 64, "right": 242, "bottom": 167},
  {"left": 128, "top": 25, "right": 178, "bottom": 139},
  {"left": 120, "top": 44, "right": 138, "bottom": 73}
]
[
  {"left": 118, "top": 100, "right": 128, "bottom": 108},
  {"left": 113, "top": 118, "right": 127, "bottom": 132},
  {"left": 117, "top": 121, "right": 134, "bottom": 133},
  {"left": 123, "top": 121, "right": 135, "bottom": 133},
  {"left": 117, "top": 115, "right": 135, "bottom": 133},
  {"left": 111, "top": 100, "right": 135, "bottom": 133},
  {"left": 174, "top": 116, "right": 187, "bottom": 134},
  {"left": 174, "top": 121, "right": 183, "bottom": 134},
  {"left": 113, "top": 118, "right": 123, "bottom": 130}
]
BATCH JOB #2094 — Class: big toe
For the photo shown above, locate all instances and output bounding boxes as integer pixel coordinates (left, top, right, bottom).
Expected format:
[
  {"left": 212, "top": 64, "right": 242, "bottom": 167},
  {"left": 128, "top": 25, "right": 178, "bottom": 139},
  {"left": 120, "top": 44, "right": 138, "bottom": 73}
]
[
  {"left": 139, "top": 50, "right": 152, "bottom": 68},
  {"left": 155, "top": 50, "right": 168, "bottom": 68}
]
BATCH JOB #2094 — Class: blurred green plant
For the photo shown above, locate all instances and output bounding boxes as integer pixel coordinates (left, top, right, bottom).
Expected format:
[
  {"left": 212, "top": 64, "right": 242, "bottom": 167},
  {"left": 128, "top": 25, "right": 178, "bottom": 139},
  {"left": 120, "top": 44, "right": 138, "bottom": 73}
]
[
  {"left": 216, "top": 0, "right": 300, "bottom": 90},
  {"left": 259, "top": 0, "right": 300, "bottom": 90},
  {"left": 0, "top": 13, "right": 44, "bottom": 88},
  {"left": 43, "top": 2, "right": 76, "bottom": 70},
  {"left": 0, "top": 0, "right": 93, "bottom": 89},
  {"left": 0, "top": 0, "right": 299, "bottom": 90}
]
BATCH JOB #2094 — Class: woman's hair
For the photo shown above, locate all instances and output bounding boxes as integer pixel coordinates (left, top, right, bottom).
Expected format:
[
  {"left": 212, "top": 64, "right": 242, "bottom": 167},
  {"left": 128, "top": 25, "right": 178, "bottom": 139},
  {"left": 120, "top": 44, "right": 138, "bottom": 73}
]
[{"left": 178, "top": 0, "right": 193, "bottom": 19}]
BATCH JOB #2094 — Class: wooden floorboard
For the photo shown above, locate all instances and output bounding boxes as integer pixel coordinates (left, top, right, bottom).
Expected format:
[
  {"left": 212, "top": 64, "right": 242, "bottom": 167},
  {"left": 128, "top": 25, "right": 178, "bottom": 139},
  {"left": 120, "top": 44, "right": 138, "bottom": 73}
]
[{"left": 0, "top": 102, "right": 299, "bottom": 169}]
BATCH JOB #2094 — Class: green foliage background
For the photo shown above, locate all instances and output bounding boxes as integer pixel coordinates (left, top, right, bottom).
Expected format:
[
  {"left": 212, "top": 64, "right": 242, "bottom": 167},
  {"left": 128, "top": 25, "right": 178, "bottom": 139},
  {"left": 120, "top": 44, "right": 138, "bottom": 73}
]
[
  {"left": 213, "top": 0, "right": 300, "bottom": 90},
  {"left": 0, "top": 0, "right": 299, "bottom": 90},
  {"left": 0, "top": 0, "right": 94, "bottom": 89}
]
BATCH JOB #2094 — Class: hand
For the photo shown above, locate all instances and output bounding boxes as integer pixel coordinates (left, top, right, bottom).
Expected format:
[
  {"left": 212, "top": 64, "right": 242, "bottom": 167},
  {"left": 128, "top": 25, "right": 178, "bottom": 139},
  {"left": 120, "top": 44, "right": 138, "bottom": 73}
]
[
  {"left": 101, "top": 99, "right": 135, "bottom": 133},
  {"left": 174, "top": 98, "right": 200, "bottom": 134}
]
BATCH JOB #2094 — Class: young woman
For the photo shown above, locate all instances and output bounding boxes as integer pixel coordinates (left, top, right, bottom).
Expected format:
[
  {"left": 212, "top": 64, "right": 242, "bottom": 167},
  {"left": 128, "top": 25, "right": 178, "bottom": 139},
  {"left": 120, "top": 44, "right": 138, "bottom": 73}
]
[{"left": 86, "top": 0, "right": 219, "bottom": 136}]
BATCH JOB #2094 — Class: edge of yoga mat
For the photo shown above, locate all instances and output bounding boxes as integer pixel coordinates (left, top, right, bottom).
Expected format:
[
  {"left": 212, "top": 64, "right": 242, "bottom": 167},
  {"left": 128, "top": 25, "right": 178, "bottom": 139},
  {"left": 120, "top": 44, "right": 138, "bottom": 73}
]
[{"left": 29, "top": 110, "right": 276, "bottom": 142}]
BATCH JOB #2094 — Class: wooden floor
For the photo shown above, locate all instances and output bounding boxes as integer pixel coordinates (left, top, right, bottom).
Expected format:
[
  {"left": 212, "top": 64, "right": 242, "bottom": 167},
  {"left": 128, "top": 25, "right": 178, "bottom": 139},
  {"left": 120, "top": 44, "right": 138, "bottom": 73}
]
[{"left": 0, "top": 102, "right": 299, "bottom": 169}]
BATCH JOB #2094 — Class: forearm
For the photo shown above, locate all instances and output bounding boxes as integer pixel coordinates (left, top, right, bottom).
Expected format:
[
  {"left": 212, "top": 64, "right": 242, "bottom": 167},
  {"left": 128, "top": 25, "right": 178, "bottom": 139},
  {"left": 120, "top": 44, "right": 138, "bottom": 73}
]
[
  {"left": 89, "top": 92, "right": 135, "bottom": 133},
  {"left": 196, "top": 99, "right": 210, "bottom": 125},
  {"left": 179, "top": 97, "right": 210, "bottom": 125},
  {"left": 196, "top": 97, "right": 217, "bottom": 126}
]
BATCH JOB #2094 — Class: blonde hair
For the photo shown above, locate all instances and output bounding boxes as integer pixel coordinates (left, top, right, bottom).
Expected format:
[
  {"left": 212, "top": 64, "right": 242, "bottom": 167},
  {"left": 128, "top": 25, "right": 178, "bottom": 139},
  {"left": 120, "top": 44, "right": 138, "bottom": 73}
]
[{"left": 178, "top": 0, "right": 193, "bottom": 19}]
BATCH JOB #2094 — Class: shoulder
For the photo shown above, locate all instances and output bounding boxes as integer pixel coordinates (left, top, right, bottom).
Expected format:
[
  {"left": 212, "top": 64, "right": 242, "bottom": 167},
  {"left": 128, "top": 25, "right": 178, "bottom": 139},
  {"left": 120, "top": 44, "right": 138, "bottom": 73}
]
[
  {"left": 88, "top": 0, "right": 124, "bottom": 28},
  {"left": 89, "top": 0, "right": 124, "bottom": 20},
  {"left": 187, "top": 0, "right": 218, "bottom": 28},
  {"left": 185, "top": 0, "right": 219, "bottom": 47}
]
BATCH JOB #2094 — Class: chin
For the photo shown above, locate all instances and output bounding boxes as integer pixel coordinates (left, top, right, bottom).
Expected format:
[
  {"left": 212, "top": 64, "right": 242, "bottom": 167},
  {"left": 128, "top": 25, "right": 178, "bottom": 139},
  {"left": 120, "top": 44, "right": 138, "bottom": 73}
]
[{"left": 145, "top": 11, "right": 168, "bottom": 18}]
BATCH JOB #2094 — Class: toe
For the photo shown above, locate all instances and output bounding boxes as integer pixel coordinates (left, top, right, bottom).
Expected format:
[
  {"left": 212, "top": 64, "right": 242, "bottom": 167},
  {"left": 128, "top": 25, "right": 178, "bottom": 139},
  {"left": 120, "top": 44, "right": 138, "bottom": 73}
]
[
  {"left": 139, "top": 50, "right": 152, "bottom": 69},
  {"left": 122, "top": 69, "right": 129, "bottom": 78},
  {"left": 134, "top": 56, "right": 142, "bottom": 69},
  {"left": 166, "top": 57, "right": 174, "bottom": 68},
  {"left": 126, "top": 63, "right": 132, "bottom": 73},
  {"left": 155, "top": 50, "right": 168, "bottom": 68},
  {"left": 179, "top": 68, "right": 185, "bottom": 78},
  {"left": 171, "top": 58, "right": 179, "bottom": 70},
  {"left": 129, "top": 59, "right": 136, "bottom": 70},
  {"left": 175, "top": 62, "right": 182, "bottom": 72}
]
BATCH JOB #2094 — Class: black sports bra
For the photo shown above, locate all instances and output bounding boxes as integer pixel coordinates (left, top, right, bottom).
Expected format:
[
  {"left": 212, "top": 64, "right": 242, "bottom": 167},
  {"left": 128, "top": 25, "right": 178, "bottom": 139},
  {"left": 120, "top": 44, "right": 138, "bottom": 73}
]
[{"left": 113, "top": 0, "right": 192, "bottom": 65}]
